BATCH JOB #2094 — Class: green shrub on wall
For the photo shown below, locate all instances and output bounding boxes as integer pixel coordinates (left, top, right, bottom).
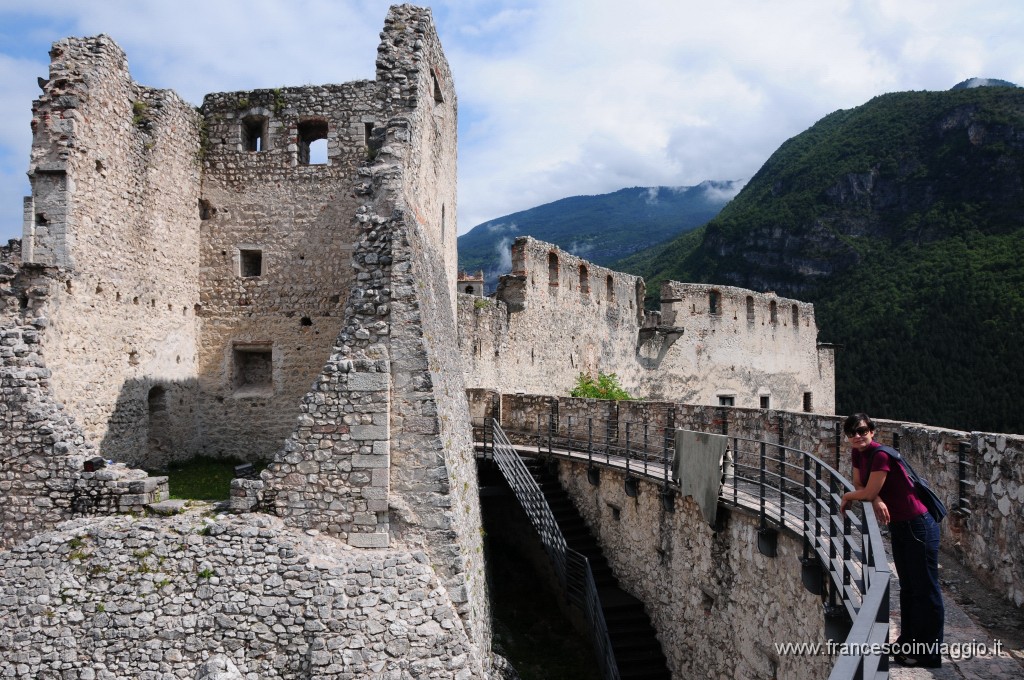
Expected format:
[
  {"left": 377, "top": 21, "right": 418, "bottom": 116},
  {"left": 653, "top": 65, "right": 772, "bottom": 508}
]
[{"left": 570, "top": 371, "right": 634, "bottom": 401}]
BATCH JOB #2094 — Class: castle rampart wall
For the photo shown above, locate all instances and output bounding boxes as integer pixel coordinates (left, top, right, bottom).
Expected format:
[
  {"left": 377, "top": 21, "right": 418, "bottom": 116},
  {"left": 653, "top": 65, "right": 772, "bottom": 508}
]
[
  {"left": 458, "top": 236, "right": 835, "bottom": 414},
  {"left": 22, "top": 36, "right": 203, "bottom": 467}
]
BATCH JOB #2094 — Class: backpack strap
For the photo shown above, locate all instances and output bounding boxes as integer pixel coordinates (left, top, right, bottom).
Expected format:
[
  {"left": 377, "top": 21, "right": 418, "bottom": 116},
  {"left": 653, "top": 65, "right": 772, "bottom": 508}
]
[{"left": 875, "top": 444, "right": 921, "bottom": 487}]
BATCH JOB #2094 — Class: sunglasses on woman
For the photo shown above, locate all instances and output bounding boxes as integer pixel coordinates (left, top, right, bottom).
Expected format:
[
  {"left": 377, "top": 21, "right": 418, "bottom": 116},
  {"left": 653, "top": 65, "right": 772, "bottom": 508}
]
[{"left": 847, "top": 426, "right": 871, "bottom": 437}]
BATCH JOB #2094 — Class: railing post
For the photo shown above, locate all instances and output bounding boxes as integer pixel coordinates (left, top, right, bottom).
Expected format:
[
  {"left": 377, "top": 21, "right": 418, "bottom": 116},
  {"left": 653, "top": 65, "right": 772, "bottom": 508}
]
[
  {"left": 759, "top": 441, "right": 767, "bottom": 529},
  {"left": 835, "top": 422, "right": 842, "bottom": 470},
  {"left": 958, "top": 440, "right": 971, "bottom": 516},
  {"left": 643, "top": 422, "right": 649, "bottom": 477},
  {"left": 588, "top": 418, "right": 593, "bottom": 465}
]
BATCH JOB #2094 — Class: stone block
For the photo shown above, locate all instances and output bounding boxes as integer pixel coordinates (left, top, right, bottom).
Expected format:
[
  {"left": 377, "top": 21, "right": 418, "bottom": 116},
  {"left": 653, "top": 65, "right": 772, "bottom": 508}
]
[
  {"left": 351, "top": 424, "right": 388, "bottom": 441},
  {"left": 352, "top": 453, "right": 390, "bottom": 469},
  {"left": 347, "top": 372, "right": 389, "bottom": 392},
  {"left": 348, "top": 532, "right": 390, "bottom": 548}
]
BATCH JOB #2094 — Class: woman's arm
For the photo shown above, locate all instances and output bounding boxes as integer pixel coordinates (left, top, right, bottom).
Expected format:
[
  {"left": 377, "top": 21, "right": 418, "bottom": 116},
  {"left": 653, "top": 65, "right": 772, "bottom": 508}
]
[{"left": 841, "top": 470, "right": 887, "bottom": 514}]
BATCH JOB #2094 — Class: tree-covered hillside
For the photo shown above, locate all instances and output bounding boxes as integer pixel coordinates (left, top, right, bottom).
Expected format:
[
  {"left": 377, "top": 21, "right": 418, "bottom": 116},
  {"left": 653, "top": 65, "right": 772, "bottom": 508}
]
[
  {"left": 616, "top": 86, "right": 1024, "bottom": 435},
  {"left": 457, "top": 182, "right": 741, "bottom": 290}
]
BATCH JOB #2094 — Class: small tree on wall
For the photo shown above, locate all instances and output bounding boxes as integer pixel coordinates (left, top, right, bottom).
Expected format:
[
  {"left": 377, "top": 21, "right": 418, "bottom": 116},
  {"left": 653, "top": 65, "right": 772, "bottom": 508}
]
[{"left": 570, "top": 371, "right": 634, "bottom": 400}]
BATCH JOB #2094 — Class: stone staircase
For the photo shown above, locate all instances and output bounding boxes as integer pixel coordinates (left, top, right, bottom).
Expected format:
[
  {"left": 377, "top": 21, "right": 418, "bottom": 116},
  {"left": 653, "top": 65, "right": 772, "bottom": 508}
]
[{"left": 525, "top": 458, "right": 672, "bottom": 680}]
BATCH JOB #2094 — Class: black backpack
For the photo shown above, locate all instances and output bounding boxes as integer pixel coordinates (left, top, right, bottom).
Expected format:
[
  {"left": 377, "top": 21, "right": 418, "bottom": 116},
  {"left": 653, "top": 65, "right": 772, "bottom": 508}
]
[{"left": 870, "top": 445, "right": 948, "bottom": 523}]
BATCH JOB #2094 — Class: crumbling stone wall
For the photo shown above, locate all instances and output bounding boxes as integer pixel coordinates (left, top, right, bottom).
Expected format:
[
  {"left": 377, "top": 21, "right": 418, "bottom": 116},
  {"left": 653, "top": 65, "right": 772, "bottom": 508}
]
[
  {"left": 21, "top": 35, "right": 203, "bottom": 467},
  {"left": 1, "top": 263, "right": 167, "bottom": 549},
  {"left": 458, "top": 236, "right": 835, "bottom": 414},
  {"left": 0, "top": 512, "right": 490, "bottom": 679},
  {"left": 230, "top": 4, "right": 491, "bottom": 658}
]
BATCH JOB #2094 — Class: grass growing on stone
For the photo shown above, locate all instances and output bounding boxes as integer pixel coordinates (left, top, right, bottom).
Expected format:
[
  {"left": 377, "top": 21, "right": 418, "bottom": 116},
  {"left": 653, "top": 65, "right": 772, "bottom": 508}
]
[{"left": 148, "top": 456, "right": 262, "bottom": 501}]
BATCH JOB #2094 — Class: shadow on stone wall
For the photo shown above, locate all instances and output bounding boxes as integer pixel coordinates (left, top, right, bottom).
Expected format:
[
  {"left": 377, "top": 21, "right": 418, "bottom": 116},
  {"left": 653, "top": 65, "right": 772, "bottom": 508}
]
[{"left": 100, "top": 377, "right": 203, "bottom": 469}]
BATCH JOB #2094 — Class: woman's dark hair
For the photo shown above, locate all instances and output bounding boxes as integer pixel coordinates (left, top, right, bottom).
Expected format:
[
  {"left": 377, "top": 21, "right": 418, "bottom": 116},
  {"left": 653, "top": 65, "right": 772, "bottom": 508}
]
[{"left": 843, "top": 413, "right": 875, "bottom": 436}]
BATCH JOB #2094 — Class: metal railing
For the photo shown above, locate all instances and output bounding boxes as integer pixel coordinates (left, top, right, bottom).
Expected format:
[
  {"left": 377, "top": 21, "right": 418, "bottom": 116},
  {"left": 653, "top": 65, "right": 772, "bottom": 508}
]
[
  {"left": 486, "top": 420, "right": 620, "bottom": 680},
  {"left": 475, "top": 412, "right": 891, "bottom": 680}
]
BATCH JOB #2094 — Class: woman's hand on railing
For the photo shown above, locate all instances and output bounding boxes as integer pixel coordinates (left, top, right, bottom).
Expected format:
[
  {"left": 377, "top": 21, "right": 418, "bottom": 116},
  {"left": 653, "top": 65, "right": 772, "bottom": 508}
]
[{"left": 871, "top": 498, "right": 890, "bottom": 526}]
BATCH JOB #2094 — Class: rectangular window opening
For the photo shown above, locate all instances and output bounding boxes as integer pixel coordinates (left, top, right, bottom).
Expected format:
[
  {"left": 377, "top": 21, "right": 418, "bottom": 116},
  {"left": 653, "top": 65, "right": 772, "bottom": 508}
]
[
  {"left": 233, "top": 345, "right": 273, "bottom": 395},
  {"left": 760, "top": 395, "right": 770, "bottom": 410},
  {"left": 242, "top": 115, "right": 268, "bottom": 152},
  {"left": 803, "top": 392, "right": 813, "bottom": 412},
  {"left": 718, "top": 395, "right": 735, "bottom": 407},
  {"left": 239, "top": 249, "right": 263, "bottom": 278}
]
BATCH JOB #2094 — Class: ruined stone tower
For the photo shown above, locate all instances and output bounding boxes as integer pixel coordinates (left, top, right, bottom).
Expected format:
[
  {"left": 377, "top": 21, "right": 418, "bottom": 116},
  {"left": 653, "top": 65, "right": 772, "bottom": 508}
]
[{"left": 2, "top": 5, "right": 494, "bottom": 676}]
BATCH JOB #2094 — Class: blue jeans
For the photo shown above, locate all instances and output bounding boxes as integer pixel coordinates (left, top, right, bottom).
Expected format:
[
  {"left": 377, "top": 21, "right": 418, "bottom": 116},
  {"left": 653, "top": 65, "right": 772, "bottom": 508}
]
[{"left": 890, "top": 512, "right": 944, "bottom": 652}]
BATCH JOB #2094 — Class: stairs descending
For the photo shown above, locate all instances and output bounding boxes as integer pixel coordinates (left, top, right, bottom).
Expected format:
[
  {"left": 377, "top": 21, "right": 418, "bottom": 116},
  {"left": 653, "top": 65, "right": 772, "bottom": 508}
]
[{"left": 524, "top": 458, "right": 672, "bottom": 680}]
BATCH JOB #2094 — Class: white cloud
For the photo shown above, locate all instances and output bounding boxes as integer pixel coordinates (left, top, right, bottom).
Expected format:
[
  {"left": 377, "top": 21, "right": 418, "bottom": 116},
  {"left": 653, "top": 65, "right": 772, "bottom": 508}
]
[{"left": 2, "top": 0, "right": 1024, "bottom": 241}]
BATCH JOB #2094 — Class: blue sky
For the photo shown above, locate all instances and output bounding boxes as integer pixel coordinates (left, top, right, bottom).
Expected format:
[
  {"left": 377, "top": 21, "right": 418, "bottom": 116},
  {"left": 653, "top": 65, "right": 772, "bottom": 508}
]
[{"left": 1, "top": 0, "right": 1023, "bottom": 242}]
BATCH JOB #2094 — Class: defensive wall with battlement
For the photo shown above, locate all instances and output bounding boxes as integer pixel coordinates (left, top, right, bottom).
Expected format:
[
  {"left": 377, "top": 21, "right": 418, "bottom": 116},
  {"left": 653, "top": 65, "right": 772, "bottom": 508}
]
[{"left": 458, "top": 236, "right": 835, "bottom": 413}]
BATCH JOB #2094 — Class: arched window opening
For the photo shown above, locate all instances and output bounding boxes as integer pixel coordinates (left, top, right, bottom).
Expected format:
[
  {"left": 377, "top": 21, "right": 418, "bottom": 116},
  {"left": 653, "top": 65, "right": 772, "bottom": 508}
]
[
  {"left": 298, "top": 120, "right": 329, "bottom": 165},
  {"left": 580, "top": 265, "right": 589, "bottom": 295},
  {"left": 709, "top": 290, "right": 721, "bottom": 315},
  {"left": 548, "top": 252, "right": 559, "bottom": 287}
]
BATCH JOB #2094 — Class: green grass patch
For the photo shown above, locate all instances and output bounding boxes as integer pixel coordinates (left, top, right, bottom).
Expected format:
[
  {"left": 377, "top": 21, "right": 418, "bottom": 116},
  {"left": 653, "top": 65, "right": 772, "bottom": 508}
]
[{"left": 147, "top": 456, "right": 263, "bottom": 501}]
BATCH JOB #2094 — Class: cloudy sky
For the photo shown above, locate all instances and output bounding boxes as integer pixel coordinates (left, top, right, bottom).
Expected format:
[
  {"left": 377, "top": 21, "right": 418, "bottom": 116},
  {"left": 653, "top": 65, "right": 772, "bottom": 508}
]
[{"left": 1, "top": 0, "right": 1023, "bottom": 242}]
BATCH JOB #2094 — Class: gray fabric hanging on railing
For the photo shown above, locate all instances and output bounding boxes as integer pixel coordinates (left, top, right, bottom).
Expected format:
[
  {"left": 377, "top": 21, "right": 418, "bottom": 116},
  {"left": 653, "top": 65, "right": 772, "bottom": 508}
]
[{"left": 673, "top": 430, "right": 730, "bottom": 526}]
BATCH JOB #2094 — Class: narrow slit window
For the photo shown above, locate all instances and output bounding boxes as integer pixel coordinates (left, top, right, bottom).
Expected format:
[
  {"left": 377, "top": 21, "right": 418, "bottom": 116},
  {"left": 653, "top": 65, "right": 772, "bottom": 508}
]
[
  {"left": 242, "top": 115, "right": 268, "bottom": 152},
  {"left": 746, "top": 296, "right": 755, "bottom": 323},
  {"left": 580, "top": 265, "right": 589, "bottom": 295},
  {"left": 239, "top": 249, "right": 263, "bottom": 278},
  {"left": 606, "top": 275, "right": 614, "bottom": 302},
  {"left": 792, "top": 304, "right": 799, "bottom": 327},
  {"left": 770, "top": 300, "right": 778, "bottom": 324},
  {"left": 432, "top": 69, "right": 444, "bottom": 103},
  {"left": 803, "top": 392, "right": 813, "bottom": 412}
]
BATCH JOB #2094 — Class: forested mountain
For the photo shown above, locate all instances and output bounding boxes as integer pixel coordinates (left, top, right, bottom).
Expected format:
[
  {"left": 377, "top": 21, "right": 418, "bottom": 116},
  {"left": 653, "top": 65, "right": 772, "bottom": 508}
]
[
  {"left": 616, "top": 85, "right": 1024, "bottom": 435},
  {"left": 457, "top": 181, "right": 742, "bottom": 290}
]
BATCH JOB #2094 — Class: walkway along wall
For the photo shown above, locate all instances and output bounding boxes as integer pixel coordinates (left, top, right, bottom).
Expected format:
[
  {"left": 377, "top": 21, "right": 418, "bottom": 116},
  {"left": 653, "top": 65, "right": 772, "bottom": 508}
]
[
  {"left": 458, "top": 236, "right": 835, "bottom": 414},
  {"left": 476, "top": 391, "right": 1024, "bottom": 611}
]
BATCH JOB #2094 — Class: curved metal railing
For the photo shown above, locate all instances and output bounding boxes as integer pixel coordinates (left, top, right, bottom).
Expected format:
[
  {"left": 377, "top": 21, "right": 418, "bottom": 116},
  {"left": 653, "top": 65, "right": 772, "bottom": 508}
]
[{"left": 474, "top": 412, "right": 891, "bottom": 680}]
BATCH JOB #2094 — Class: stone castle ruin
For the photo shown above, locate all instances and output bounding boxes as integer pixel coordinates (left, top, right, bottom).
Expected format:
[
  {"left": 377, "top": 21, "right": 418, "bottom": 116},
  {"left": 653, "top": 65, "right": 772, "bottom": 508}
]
[{"left": 3, "top": 4, "right": 1019, "bottom": 679}]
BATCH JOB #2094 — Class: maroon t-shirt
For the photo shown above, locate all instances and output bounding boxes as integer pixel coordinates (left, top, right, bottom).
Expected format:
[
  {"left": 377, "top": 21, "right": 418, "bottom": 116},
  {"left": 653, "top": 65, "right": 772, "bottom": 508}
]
[{"left": 852, "top": 441, "right": 928, "bottom": 522}]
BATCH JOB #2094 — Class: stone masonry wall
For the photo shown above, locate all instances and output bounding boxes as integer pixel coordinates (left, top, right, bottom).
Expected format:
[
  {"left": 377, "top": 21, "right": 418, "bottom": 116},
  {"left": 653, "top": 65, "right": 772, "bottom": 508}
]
[
  {"left": 493, "top": 392, "right": 1024, "bottom": 609},
  {"left": 22, "top": 35, "right": 203, "bottom": 467},
  {"left": 458, "top": 236, "right": 835, "bottom": 415},
  {"left": 560, "top": 461, "right": 832, "bottom": 679},
  {"left": 1, "top": 263, "right": 168, "bottom": 549},
  {"left": 197, "top": 82, "right": 379, "bottom": 461},
  {"left": 234, "top": 5, "right": 491, "bottom": 660},
  {"left": 0, "top": 512, "right": 490, "bottom": 679}
]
